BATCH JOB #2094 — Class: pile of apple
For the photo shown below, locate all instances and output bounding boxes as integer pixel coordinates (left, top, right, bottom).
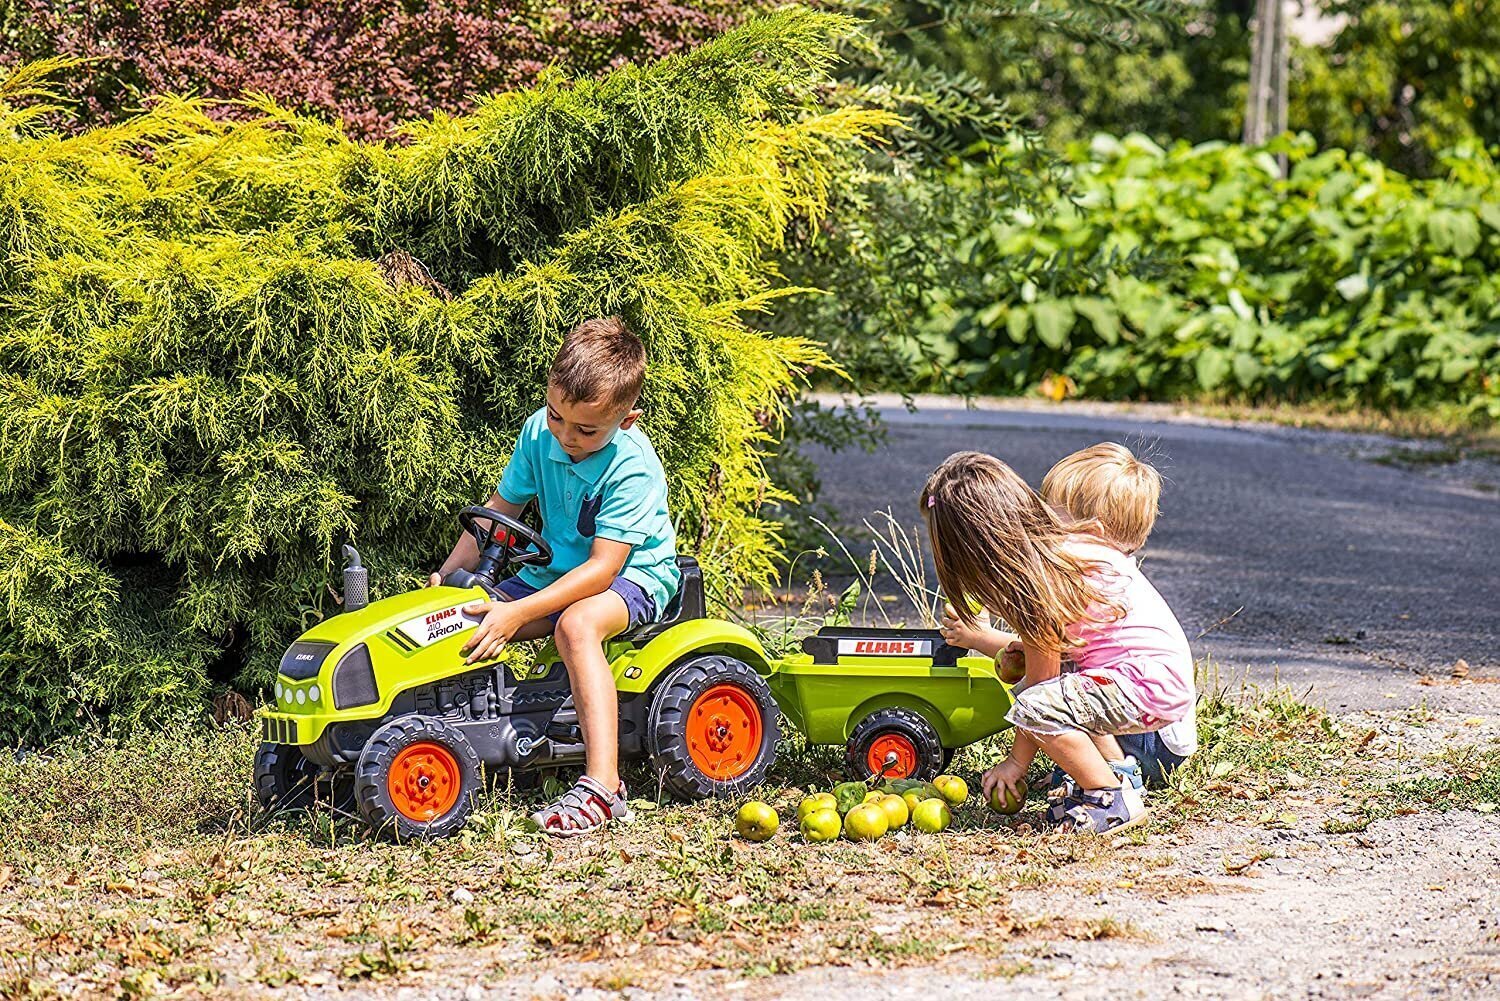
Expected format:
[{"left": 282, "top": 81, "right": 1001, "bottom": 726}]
[{"left": 734, "top": 773, "right": 1026, "bottom": 844}]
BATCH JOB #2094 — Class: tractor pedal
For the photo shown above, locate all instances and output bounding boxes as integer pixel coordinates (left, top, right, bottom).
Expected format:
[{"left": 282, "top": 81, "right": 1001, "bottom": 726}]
[{"left": 544, "top": 721, "right": 583, "bottom": 743}]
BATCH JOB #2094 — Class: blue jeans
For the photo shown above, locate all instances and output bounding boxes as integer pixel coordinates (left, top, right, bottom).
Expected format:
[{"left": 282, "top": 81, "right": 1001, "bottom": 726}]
[{"left": 1116, "top": 731, "right": 1188, "bottom": 788}]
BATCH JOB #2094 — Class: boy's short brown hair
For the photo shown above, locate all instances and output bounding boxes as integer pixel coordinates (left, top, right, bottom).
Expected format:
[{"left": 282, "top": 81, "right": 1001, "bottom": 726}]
[
  {"left": 1041, "top": 442, "right": 1161, "bottom": 553},
  {"left": 548, "top": 316, "right": 645, "bottom": 410}
]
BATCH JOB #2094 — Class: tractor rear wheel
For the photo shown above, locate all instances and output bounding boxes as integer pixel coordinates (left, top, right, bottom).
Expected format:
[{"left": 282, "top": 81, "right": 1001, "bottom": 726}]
[
  {"left": 647, "top": 655, "right": 779, "bottom": 801},
  {"left": 353, "top": 716, "right": 482, "bottom": 840},
  {"left": 844, "top": 708, "right": 946, "bottom": 782}
]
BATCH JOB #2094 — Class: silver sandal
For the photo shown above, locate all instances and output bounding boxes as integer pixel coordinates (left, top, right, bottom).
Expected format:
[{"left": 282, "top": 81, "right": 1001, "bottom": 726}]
[{"left": 530, "top": 776, "right": 633, "bottom": 837}]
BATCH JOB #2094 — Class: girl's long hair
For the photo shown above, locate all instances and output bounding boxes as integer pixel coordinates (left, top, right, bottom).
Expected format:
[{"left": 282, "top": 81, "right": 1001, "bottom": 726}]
[{"left": 921, "top": 451, "right": 1118, "bottom": 651}]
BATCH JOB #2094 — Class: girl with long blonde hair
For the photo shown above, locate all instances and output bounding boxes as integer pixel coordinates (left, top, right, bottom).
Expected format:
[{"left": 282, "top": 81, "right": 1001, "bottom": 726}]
[{"left": 921, "top": 452, "right": 1194, "bottom": 833}]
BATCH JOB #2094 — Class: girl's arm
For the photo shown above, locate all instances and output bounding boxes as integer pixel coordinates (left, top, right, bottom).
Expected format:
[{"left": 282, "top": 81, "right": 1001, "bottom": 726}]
[
  {"left": 980, "top": 639, "right": 1056, "bottom": 803},
  {"left": 1009, "top": 729, "right": 1040, "bottom": 770},
  {"left": 939, "top": 604, "right": 1017, "bottom": 659},
  {"left": 1007, "top": 640, "right": 1057, "bottom": 767},
  {"left": 1021, "top": 639, "right": 1062, "bottom": 687}
]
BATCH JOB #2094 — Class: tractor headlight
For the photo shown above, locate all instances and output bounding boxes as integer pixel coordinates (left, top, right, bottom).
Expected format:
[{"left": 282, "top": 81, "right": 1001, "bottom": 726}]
[
  {"left": 275, "top": 681, "right": 284, "bottom": 701},
  {"left": 309, "top": 684, "right": 321, "bottom": 703},
  {"left": 295, "top": 689, "right": 307, "bottom": 705}
]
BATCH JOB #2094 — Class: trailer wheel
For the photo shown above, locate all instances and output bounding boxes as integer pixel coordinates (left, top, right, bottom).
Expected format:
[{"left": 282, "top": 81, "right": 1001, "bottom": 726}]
[
  {"left": 648, "top": 655, "right": 779, "bottom": 801},
  {"left": 354, "top": 716, "right": 482, "bottom": 840},
  {"left": 254, "top": 742, "right": 322, "bottom": 811},
  {"left": 844, "top": 708, "right": 946, "bottom": 781}
]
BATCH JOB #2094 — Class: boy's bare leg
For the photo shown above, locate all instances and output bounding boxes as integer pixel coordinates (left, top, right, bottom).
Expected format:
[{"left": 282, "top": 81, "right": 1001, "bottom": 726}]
[{"left": 553, "top": 591, "right": 631, "bottom": 791}]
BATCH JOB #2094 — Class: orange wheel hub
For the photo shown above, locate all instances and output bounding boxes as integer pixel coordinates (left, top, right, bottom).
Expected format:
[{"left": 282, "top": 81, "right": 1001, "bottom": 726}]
[
  {"left": 387, "top": 742, "right": 461, "bottom": 821},
  {"left": 867, "top": 733, "right": 917, "bottom": 779},
  {"left": 686, "top": 684, "right": 762, "bottom": 781}
]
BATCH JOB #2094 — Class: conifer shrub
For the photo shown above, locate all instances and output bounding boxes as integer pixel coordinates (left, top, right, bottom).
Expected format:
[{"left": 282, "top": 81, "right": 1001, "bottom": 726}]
[{"left": 0, "top": 9, "right": 893, "bottom": 745}]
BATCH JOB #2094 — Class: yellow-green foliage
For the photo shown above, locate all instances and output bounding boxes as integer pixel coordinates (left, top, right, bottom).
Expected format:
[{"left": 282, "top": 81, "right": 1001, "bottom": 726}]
[{"left": 0, "top": 9, "right": 894, "bottom": 744}]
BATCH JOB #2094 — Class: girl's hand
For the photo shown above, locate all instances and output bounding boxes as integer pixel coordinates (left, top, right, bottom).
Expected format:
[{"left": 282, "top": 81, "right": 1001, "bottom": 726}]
[
  {"left": 460, "top": 601, "right": 524, "bottom": 663},
  {"left": 427, "top": 571, "right": 443, "bottom": 588},
  {"left": 980, "top": 755, "right": 1028, "bottom": 805},
  {"left": 939, "top": 602, "right": 990, "bottom": 651}
]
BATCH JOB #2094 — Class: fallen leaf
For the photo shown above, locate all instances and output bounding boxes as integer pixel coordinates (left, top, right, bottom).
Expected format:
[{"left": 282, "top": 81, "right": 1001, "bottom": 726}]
[
  {"left": 1452, "top": 659, "right": 1470, "bottom": 679},
  {"left": 1223, "top": 853, "right": 1269, "bottom": 874},
  {"left": 1426, "top": 884, "right": 1446, "bottom": 891}
]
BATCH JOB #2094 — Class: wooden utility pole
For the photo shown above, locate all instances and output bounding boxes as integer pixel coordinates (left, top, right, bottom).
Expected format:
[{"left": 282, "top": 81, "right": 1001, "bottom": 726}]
[{"left": 1244, "top": 0, "right": 1289, "bottom": 167}]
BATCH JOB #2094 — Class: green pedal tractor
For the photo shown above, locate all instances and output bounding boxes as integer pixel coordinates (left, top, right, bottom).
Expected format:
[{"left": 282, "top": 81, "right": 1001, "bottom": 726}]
[{"left": 255, "top": 506, "right": 1013, "bottom": 839}]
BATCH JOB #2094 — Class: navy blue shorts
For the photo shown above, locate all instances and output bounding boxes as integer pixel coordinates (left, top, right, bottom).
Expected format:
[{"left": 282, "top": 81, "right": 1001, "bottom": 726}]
[
  {"left": 1116, "top": 731, "right": 1188, "bottom": 788},
  {"left": 492, "top": 576, "right": 658, "bottom": 631}
]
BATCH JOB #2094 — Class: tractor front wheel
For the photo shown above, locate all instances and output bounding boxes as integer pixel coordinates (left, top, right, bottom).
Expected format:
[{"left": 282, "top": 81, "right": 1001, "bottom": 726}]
[
  {"left": 844, "top": 707, "right": 946, "bottom": 782},
  {"left": 353, "top": 716, "right": 482, "bottom": 840},
  {"left": 254, "top": 742, "right": 320, "bottom": 812},
  {"left": 647, "top": 655, "right": 779, "bottom": 801}
]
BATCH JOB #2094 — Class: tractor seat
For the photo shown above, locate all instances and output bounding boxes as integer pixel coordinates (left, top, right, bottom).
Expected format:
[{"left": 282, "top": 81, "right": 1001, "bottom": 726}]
[{"left": 622, "top": 556, "right": 704, "bottom": 642}]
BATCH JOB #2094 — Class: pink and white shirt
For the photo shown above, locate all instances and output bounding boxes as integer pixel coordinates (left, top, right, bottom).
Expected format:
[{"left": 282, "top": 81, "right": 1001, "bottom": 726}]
[{"left": 1065, "top": 541, "right": 1196, "bottom": 742}]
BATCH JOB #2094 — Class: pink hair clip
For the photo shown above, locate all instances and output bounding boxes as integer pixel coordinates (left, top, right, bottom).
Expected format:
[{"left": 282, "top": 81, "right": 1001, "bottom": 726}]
[{"left": 926, "top": 496, "right": 936, "bottom": 508}]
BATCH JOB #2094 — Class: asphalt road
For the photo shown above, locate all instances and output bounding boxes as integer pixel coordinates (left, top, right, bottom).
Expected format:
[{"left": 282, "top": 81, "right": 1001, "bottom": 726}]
[{"left": 805, "top": 396, "right": 1500, "bottom": 713}]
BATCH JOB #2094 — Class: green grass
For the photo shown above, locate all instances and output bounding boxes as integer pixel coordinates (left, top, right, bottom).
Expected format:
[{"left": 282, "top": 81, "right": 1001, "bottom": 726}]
[{"left": 1325, "top": 741, "right": 1500, "bottom": 833}]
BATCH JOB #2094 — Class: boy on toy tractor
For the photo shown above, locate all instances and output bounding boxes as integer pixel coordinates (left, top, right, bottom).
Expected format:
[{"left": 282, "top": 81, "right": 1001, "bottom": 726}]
[{"left": 428, "top": 317, "right": 679, "bottom": 836}]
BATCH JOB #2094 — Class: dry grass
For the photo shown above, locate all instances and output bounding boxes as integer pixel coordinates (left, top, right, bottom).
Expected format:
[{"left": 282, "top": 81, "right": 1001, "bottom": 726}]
[
  {"left": 0, "top": 678, "right": 1460, "bottom": 999},
  {"left": 1190, "top": 399, "right": 1498, "bottom": 443}
]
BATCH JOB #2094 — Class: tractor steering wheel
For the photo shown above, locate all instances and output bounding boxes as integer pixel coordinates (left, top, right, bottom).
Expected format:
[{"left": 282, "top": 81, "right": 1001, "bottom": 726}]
[{"left": 444, "top": 505, "right": 552, "bottom": 589}]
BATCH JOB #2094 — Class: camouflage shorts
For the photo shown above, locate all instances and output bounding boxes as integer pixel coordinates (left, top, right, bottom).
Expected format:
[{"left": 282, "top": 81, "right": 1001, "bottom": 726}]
[{"left": 1005, "top": 673, "right": 1154, "bottom": 738}]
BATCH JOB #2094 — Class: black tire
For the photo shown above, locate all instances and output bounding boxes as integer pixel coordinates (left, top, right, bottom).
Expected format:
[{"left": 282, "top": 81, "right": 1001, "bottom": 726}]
[
  {"left": 254, "top": 742, "right": 320, "bottom": 812},
  {"left": 647, "top": 655, "right": 779, "bottom": 801},
  {"left": 844, "top": 707, "right": 946, "bottom": 782},
  {"left": 353, "top": 716, "right": 482, "bottom": 840}
]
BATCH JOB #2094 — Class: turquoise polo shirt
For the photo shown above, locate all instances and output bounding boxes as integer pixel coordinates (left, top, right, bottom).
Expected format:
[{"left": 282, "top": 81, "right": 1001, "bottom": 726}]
[{"left": 497, "top": 408, "right": 680, "bottom": 614}]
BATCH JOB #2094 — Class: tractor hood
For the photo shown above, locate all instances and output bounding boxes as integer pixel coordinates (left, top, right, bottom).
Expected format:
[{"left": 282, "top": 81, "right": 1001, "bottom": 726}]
[
  {"left": 261, "top": 585, "right": 494, "bottom": 744},
  {"left": 299, "top": 585, "right": 489, "bottom": 648}
]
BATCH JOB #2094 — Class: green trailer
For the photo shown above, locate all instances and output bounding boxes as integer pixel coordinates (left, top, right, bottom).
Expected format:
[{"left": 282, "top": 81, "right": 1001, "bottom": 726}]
[
  {"left": 255, "top": 506, "right": 1013, "bottom": 839},
  {"left": 772, "top": 628, "right": 1014, "bottom": 781}
]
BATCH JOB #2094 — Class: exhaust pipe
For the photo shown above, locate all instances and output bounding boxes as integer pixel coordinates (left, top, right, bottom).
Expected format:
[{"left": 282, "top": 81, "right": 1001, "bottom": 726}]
[{"left": 342, "top": 545, "right": 369, "bottom": 612}]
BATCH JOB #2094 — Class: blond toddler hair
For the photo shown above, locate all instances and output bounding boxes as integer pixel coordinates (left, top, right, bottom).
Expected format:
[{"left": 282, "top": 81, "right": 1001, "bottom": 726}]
[{"left": 1042, "top": 442, "right": 1161, "bottom": 554}]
